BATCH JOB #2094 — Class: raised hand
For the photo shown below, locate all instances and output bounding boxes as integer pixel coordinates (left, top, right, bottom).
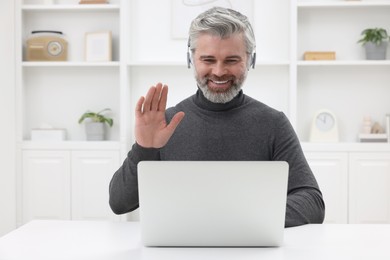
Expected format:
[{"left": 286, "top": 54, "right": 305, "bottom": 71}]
[{"left": 135, "top": 83, "right": 185, "bottom": 148}]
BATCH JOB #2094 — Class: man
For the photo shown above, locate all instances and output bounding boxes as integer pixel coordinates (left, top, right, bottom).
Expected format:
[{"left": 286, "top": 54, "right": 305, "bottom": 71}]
[{"left": 109, "top": 7, "right": 325, "bottom": 227}]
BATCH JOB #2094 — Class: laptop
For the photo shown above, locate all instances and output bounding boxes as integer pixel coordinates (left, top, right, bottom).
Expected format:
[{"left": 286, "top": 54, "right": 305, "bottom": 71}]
[{"left": 137, "top": 161, "right": 289, "bottom": 247}]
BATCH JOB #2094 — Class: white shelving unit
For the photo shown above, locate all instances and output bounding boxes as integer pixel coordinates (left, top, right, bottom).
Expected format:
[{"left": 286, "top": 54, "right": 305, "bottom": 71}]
[
  {"left": 16, "top": 0, "right": 122, "bottom": 143},
  {"left": 14, "top": 0, "right": 390, "bottom": 225},
  {"left": 15, "top": 0, "right": 123, "bottom": 226},
  {"left": 295, "top": 0, "right": 390, "bottom": 143},
  {"left": 295, "top": 0, "right": 390, "bottom": 224}
]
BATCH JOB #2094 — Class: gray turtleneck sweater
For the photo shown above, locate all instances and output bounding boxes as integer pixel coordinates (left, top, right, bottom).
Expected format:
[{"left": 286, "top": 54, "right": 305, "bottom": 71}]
[{"left": 109, "top": 90, "right": 325, "bottom": 227}]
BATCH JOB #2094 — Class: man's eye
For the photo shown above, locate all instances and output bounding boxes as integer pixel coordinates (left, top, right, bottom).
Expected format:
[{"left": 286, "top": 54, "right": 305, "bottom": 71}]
[
  {"left": 203, "top": 59, "right": 215, "bottom": 63},
  {"left": 226, "top": 59, "right": 239, "bottom": 64}
]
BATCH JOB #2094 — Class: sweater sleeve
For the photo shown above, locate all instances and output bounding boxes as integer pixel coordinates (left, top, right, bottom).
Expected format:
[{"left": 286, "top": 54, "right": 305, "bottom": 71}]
[
  {"left": 109, "top": 143, "right": 160, "bottom": 214},
  {"left": 272, "top": 112, "right": 325, "bottom": 227}
]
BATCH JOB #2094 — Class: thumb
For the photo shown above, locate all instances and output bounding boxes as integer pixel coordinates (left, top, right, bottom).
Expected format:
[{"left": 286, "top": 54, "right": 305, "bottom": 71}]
[{"left": 166, "top": 112, "right": 185, "bottom": 133}]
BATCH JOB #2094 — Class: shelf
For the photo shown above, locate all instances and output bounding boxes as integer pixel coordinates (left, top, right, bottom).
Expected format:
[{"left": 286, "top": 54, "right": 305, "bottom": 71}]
[
  {"left": 302, "top": 142, "right": 390, "bottom": 152},
  {"left": 22, "top": 61, "right": 120, "bottom": 67},
  {"left": 297, "top": 60, "right": 390, "bottom": 66},
  {"left": 297, "top": 1, "right": 390, "bottom": 8},
  {"left": 127, "top": 61, "right": 187, "bottom": 66},
  {"left": 20, "top": 140, "right": 121, "bottom": 150},
  {"left": 21, "top": 141, "right": 390, "bottom": 154},
  {"left": 256, "top": 61, "right": 290, "bottom": 66},
  {"left": 22, "top": 4, "right": 120, "bottom": 12},
  {"left": 127, "top": 61, "right": 290, "bottom": 67}
]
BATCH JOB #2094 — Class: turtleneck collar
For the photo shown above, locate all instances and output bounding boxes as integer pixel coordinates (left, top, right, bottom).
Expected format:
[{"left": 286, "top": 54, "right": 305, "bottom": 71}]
[{"left": 192, "top": 87, "right": 245, "bottom": 112}]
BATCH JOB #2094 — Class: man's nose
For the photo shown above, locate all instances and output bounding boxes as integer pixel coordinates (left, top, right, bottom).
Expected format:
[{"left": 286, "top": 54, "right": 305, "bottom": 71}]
[{"left": 211, "top": 62, "right": 227, "bottom": 77}]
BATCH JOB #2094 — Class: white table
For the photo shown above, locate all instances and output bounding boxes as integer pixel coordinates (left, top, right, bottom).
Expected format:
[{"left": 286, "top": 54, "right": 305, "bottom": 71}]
[{"left": 0, "top": 220, "right": 389, "bottom": 260}]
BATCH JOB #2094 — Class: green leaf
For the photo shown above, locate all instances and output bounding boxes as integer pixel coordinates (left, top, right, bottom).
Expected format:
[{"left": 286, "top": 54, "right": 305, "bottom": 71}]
[
  {"left": 78, "top": 108, "right": 113, "bottom": 127},
  {"left": 358, "top": 27, "right": 389, "bottom": 45}
]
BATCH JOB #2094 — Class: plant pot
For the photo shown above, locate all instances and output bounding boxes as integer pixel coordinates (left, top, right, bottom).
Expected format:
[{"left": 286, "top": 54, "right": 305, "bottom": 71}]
[
  {"left": 85, "top": 122, "right": 105, "bottom": 141},
  {"left": 365, "top": 42, "right": 388, "bottom": 60}
]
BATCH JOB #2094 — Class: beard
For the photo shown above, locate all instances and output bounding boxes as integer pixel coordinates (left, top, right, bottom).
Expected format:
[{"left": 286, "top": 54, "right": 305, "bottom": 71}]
[{"left": 195, "top": 70, "right": 248, "bottom": 104}]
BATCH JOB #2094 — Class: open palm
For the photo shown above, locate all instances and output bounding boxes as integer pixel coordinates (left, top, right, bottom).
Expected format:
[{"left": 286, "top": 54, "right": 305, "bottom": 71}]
[{"left": 135, "top": 83, "right": 185, "bottom": 148}]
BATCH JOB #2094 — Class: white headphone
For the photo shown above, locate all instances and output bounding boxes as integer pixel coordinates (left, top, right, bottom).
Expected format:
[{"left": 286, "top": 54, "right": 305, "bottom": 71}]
[{"left": 187, "top": 38, "right": 256, "bottom": 70}]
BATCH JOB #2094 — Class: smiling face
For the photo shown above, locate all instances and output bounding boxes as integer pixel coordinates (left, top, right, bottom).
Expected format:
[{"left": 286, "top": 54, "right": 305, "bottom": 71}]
[{"left": 192, "top": 33, "right": 250, "bottom": 103}]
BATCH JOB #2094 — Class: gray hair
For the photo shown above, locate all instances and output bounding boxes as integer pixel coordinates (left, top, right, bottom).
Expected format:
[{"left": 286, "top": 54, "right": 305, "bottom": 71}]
[{"left": 188, "top": 7, "right": 256, "bottom": 56}]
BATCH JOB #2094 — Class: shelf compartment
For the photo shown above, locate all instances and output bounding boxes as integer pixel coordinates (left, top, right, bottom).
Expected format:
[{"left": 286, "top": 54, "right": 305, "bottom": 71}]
[
  {"left": 21, "top": 67, "right": 120, "bottom": 142},
  {"left": 21, "top": 9, "right": 120, "bottom": 62},
  {"left": 297, "top": 65, "right": 390, "bottom": 142},
  {"left": 297, "top": 7, "right": 390, "bottom": 61}
]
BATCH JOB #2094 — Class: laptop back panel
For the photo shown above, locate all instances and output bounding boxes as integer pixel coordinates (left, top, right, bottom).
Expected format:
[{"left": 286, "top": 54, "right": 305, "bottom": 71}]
[{"left": 138, "top": 161, "right": 288, "bottom": 247}]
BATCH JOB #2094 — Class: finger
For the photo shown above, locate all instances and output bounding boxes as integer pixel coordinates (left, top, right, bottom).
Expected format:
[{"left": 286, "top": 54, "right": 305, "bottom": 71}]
[
  {"left": 151, "top": 83, "right": 163, "bottom": 111},
  {"left": 166, "top": 111, "right": 185, "bottom": 132},
  {"left": 143, "top": 86, "right": 156, "bottom": 112},
  {"left": 158, "top": 84, "right": 169, "bottom": 111},
  {"left": 135, "top": 96, "right": 145, "bottom": 117}
]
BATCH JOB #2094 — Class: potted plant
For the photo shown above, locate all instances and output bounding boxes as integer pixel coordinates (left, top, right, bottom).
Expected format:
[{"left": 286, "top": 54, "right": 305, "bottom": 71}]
[
  {"left": 357, "top": 27, "right": 389, "bottom": 60},
  {"left": 78, "top": 108, "right": 113, "bottom": 141}
]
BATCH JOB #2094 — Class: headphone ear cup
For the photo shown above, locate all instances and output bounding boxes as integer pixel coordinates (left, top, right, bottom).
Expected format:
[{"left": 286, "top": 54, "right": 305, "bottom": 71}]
[
  {"left": 187, "top": 51, "right": 191, "bottom": 69},
  {"left": 251, "top": 52, "right": 256, "bottom": 69}
]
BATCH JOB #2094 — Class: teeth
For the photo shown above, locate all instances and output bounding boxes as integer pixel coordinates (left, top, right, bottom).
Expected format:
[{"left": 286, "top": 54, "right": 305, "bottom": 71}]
[{"left": 211, "top": 80, "right": 229, "bottom": 84}]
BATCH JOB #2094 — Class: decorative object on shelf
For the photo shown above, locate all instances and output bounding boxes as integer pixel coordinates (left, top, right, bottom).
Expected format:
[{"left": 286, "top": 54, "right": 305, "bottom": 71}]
[
  {"left": 371, "top": 122, "right": 384, "bottom": 134},
  {"left": 357, "top": 27, "right": 389, "bottom": 60},
  {"left": 361, "top": 115, "right": 372, "bottom": 134},
  {"left": 171, "top": 0, "right": 254, "bottom": 39},
  {"left": 26, "top": 31, "right": 67, "bottom": 61},
  {"left": 358, "top": 116, "right": 387, "bottom": 142},
  {"left": 31, "top": 124, "right": 66, "bottom": 141},
  {"left": 309, "top": 109, "right": 339, "bottom": 142},
  {"left": 79, "top": 0, "right": 109, "bottom": 4},
  {"left": 303, "top": 52, "right": 336, "bottom": 61},
  {"left": 78, "top": 108, "right": 113, "bottom": 141},
  {"left": 85, "top": 31, "right": 112, "bottom": 62}
]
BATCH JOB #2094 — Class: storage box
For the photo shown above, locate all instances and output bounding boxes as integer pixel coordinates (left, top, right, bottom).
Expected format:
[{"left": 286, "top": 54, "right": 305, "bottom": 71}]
[
  {"left": 304, "top": 52, "right": 336, "bottom": 61},
  {"left": 31, "top": 129, "right": 67, "bottom": 141}
]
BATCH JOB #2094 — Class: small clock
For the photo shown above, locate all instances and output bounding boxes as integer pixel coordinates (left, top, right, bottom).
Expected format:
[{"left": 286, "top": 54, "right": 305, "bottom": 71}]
[{"left": 310, "top": 109, "right": 339, "bottom": 142}]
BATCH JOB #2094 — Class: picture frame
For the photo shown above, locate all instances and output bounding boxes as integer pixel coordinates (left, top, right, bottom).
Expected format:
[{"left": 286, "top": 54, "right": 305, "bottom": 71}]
[
  {"left": 171, "top": 0, "right": 254, "bottom": 39},
  {"left": 85, "top": 31, "right": 112, "bottom": 62}
]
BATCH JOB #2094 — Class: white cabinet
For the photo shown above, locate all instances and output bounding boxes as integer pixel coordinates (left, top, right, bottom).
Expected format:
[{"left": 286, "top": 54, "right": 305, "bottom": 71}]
[
  {"left": 304, "top": 152, "right": 348, "bottom": 223},
  {"left": 22, "top": 151, "right": 71, "bottom": 223},
  {"left": 22, "top": 149, "right": 120, "bottom": 224},
  {"left": 304, "top": 145, "right": 390, "bottom": 224},
  {"left": 71, "top": 151, "right": 120, "bottom": 221},
  {"left": 349, "top": 153, "right": 390, "bottom": 224}
]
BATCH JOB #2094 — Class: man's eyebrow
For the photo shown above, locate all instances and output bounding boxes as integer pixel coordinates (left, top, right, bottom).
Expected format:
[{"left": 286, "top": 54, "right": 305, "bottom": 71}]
[
  {"left": 225, "top": 55, "right": 242, "bottom": 60},
  {"left": 199, "top": 55, "right": 215, "bottom": 59}
]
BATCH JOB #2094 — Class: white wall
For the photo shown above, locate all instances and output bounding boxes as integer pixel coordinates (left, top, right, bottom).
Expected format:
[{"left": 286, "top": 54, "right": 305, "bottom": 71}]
[{"left": 0, "top": 0, "right": 16, "bottom": 236}]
